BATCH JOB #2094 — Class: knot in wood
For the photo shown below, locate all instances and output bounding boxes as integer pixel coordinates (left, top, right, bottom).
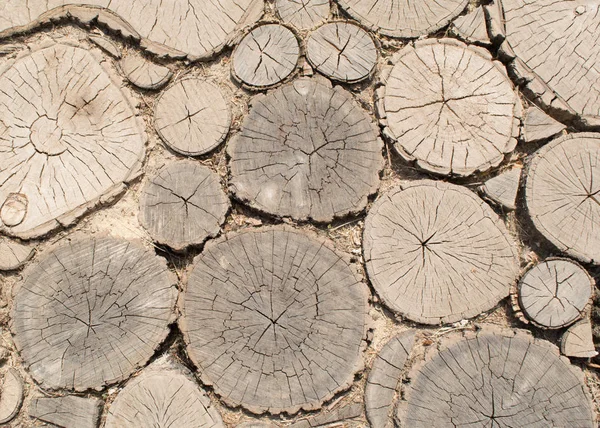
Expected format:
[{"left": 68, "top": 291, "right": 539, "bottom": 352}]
[{"left": 30, "top": 116, "right": 65, "bottom": 156}]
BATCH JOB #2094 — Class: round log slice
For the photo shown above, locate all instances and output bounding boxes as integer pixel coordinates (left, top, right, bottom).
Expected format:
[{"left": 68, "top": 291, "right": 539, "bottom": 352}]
[
  {"left": 518, "top": 258, "right": 592, "bottom": 329},
  {"left": 306, "top": 22, "right": 377, "bottom": 83},
  {"left": 228, "top": 77, "right": 383, "bottom": 223},
  {"left": 120, "top": 53, "right": 172, "bottom": 90},
  {"left": 232, "top": 24, "right": 300, "bottom": 89},
  {"left": 275, "top": 0, "right": 329, "bottom": 29},
  {"left": 181, "top": 227, "right": 368, "bottom": 414},
  {"left": 336, "top": 0, "right": 468, "bottom": 38},
  {"left": 105, "top": 365, "right": 224, "bottom": 428},
  {"left": 0, "top": 368, "right": 23, "bottom": 424},
  {"left": 526, "top": 133, "right": 600, "bottom": 264},
  {"left": 0, "top": 237, "right": 34, "bottom": 271},
  {"left": 139, "top": 160, "right": 230, "bottom": 251},
  {"left": 0, "top": 41, "right": 145, "bottom": 239},
  {"left": 399, "top": 329, "right": 595, "bottom": 427},
  {"left": 154, "top": 78, "right": 231, "bottom": 156},
  {"left": 363, "top": 180, "right": 519, "bottom": 325},
  {"left": 380, "top": 39, "right": 519, "bottom": 176},
  {"left": 11, "top": 237, "right": 177, "bottom": 391}
]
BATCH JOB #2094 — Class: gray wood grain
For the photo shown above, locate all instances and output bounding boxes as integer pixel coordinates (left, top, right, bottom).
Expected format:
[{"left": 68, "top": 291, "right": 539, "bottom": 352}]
[
  {"left": 30, "top": 396, "right": 102, "bottom": 428},
  {"left": 480, "top": 166, "right": 521, "bottom": 210},
  {"left": 275, "top": 0, "right": 329, "bottom": 30},
  {"left": 363, "top": 180, "right": 519, "bottom": 325},
  {"left": 523, "top": 104, "right": 566, "bottom": 143},
  {"left": 11, "top": 237, "right": 177, "bottom": 391},
  {"left": 289, "top": 403, "right": 363, "bottom": 427},
  {"left": 562, "top": 320, "right": 598, "bottom": 358},
  {"left": 228, "top": 77, "right": 383, "bottom": 223},
  {"left": 450, "top": 7, "right": 490, "bottom": 45},
  {"left": 0, "top": 368, "right": 23, "bottom": 424},
  {"left": 120, "top": 53, "right": 172, "bottom": 90},
  {"left": 0, "top": 237, "right": 34, "bottom": 271},
  {"left": 180, "top": 226, "right": 368, "bottom": 414}
]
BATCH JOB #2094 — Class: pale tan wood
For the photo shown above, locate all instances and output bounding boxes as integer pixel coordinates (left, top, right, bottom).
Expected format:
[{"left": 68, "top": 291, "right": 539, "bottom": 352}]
[
  {"left": 0, "top": 41, "right": 145, "bottom": 239},
  {"left": 275, "top": 0, "right": 329, "bottom": 30},
  {"left": 181, "top": 226, "right": 368, "bottom": 414},
  {"left": 29, "top": 396, "right": 102, "bottom": 428},
  {"left": 562, "top": 320, "right": 598, "bottom": 358},
  {"left": 0, "top": 237, "right": 34, "bottom": 271},
  {"left": 450, "top": 7, "right": 490, "bottom": 45},
  {"left": 523, "top": 104, "right": 566, "bottom": 143},
  {"left": 289, "top": 403, "right": 363, "bottom": 427},
  {"left": 0, "top": 368, "right": 23, "bottom": 424},
  {"left": 120, "top": 53, "right": 172, "bottom": 90},
  {"left": 480, "top": 166, "right": 522, "bottom": 210},
  {"left": 88, "top": 35, "right": 121, "bottom": 58}
]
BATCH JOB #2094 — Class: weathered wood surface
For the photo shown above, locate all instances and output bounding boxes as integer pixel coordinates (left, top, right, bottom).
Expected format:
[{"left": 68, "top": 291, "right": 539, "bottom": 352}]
[
  {"left": 336, "top": 0, "right": 468, "bottom": 38},
  {"left": 526, "top": 133, "right": 600, "bottom": 264},
  {"left": 0, "top": 237, "right": 34, "bottom": 271},
  {"left": 379, "top": 39, "right": 519, "bottom": 176},
  {"left": 232, "top": 24, "right": 300, "bottom": 89},
  {"left": 0, "top": 1, "right": 264, "bottom": 61},
  {"left": 398, "top": 329, "right": 595, "bottom": 427},
  {"left": 29, "top": 395, "right": 102, "bottom": 428},
  {"left": 276, "top": 0, "right": 329, "bottom": 30},
  {"left": 306, "top": 22, "right": 377, "bottom": 83},
  {"left": 363, "top": 180, "right": 519, "bottom": 325},
  {"left": 0, "top": 41, "right": 145, "bottom": 239},
  {"left": 139, "top": 160, "right": 230, "bottom": 251},
  {"left": 11, "top": 237, "right": 177, "bottom": 391},
  {"left": 154, "top": 78, "right": 230, "bottom": 156},
  {"left": 500, "top": 0, "right": 600, "bottom": 127},
  {"left": 105, "top": 363, "right": 224, "bottom": 428},
  {"left": 228, "top": 78, "right": 383, "bottom": 223},
  {"left": 237, "top": 423, "right": 279, "bottom": 428},
  {"left": 450, "top": 7, "right": 490, "bottom": 45},
  {"left": 181, "top": 227, "right": 368, "bottom": 414},
  {"left": 480, "top": 166, "right": 522, "bottom": 210},
  {"left": 523, "top": 104, "right": 566, "bottom": 143},
  {"left": 365, "top": 330, "right": 415, "bottom": 428},
  {"left": 120, "top": 53, "right": 172, "bottom": 90},
  {"left": 562, "top": 320, "right": 598, "bottom": 358},
  {"left": 0, "top": 368, "right": 23, "bottom": 424},
  {"left": 289, "top": 403, "right": 363, "bottom": 427},
  {"left": 518, "top": 258, "right": 592, "bottom": 329},
  {"left": 88, "top": 35, "right": 121, "bottom": 58}
]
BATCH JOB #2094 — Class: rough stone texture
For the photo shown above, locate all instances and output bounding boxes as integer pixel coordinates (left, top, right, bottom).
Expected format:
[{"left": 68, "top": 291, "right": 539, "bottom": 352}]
[
  {"left": 120, "top": 53, "right": 172, "bottom": 90},
  {"left": 232, "top": 24, "right": 300, "bottom": 89},
  {"left": 0, "top": 237, "right": 34, "bottom": 271},
  {"left": 450, "top": 7, "right": 490, "bottom": 45},
  {"left": 397, "top": 329, "right": 595, "bottom": 427},
  {"left": 0, "top": 41, "right": 145, "bottom": 239},
  {"left": 289, "top": 403, "right": 363, "bottom": 427},
  {"left": 105, "top": 362, "right": 224, "bottom": 428},
  {"left": 363, "top": 180, "right": 519, "bottom": 325},
  {"left": 11, "top": 237, "right": 177, "bottom": 391},
  {"left": 562, "top": 320, "right": 598, "bottom": 358},
  {"left": 181, "top": 227, "right": 368, "bottom": 414},
  {"left": 154, "top": 78, "right": 231, "bottom": 156},
  {"left": 228, "top": 78, "right": 383, "bottom": 223},
  {"left": 500, "top": 0, "right": 600, "bottom": 127},
  {"left": 365, "top": 330, "right": 415, "bottom": 428},
  {"left": 379, "top": 39, "right": 519, "bottom": 176},
  {"left": 480, "top": 166, "right": 522, "bottom": 210},
  {"left": 0, "top": 0, "right": 265, "bottom": 61},
  {"left": 139, "top": 160, "right": 230, "bottom": 251},
  {"left": 523, "top": 104, "right": 566, "bottom": 143},
  {"left": 526, "top": 133, "right": 600, "bottom": 264},
  {"left": 0, "top": 368, "right": 23, "bottom": 424},
  {"left": 306, "top": 22, "right": 377, "bottom": 83},
  {"left": 29, "top": 395, "right": 102, "bottom": 428},
  {"left": 518, "top": 258, "right": 592, "bottom": 329},
  {"left": 336, "top": 0, "right": 468, "bottom": 38},
  {"left": 88, "top": 35, "right": 121, "bottom": 58},
  {"left": 275, "top": 0, "right": 329, "bottom": 30}
]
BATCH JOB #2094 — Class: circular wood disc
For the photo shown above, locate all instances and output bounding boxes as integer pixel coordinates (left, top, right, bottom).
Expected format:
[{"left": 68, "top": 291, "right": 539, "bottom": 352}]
[
  {"left": 105, "top": 365, "right": 224, "bottom": 428},
  {"left": 336, "top": 0, "right": 468, "bottom": 38},
  {"left": 275, "top": 0, "right": 329, "bottom": 30},
  {"left": 381, "top": 39, "right": 519, "bottom": 176},
  {"left": 139, "top": 160, "right": 230, "bottom": 251},
  {"left": 154, "top": 78, "right": 231, "bottom": 156},
  {"left": 0, "top": 42, "right": 145, "bottom": 239},
  {"left": 120, "top": 53, "right": 172, "bottom": 90},
  {"left": 11, "top": 237, "right": 177, "bottom": 391},
  {"left": 526, "top": 133, "right": 600, "bottom": 264},
  {"left": 400, "top": 329, "right": 595, "bottom": 427},
  {"left": 181, "top": 227, "right": 368, "bottom": 414},
  {"left": 0, "top": 368, "right": 23, "bottom": 424},
  {"left": 306, "top": 22, "right": 377, "bottom": 83},
  {"left": 228, "top": 78, "right": 383, "bottom": 223},
  {"left": 363, "top": 180, "right": 519, "bottom": 325},
  {"left": 518, "top": 258, "right": 592, "bottom": 329},
  {"left": 232, "top": 24, "right": 300, "bottom": 89}
]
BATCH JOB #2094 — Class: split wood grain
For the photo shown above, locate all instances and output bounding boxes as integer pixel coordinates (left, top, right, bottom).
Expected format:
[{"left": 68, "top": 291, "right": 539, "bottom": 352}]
[
  {"left": 0, "top": 368, "right": 23, "bottom": 424},
  {"left": 11, "top": 237, "right": 177, "bottom": 391},
  {"left": 562, "top": 320, "right": 598, "bottom": 358},
  {"left": 29, "top": 395, "right": 102, "bottom": 428},
  {"left": 88, "top": 35, "right": 121, "bottom": 58},
  {"left": 450, "top": 7, "right": 490, "bottom": 45},
  {"left": 275, "top": 0, "right": 329, "bottom": 29},
  {"left": 523, "top": 104, "right": 566, "bottom": 143},
  {"left": 479, "top": 166, "right": 522, "bottom": 210},
  {"left": 120, "top": 53, "right": 172, "bottom": 90},
  {"left": 181, "top": 227, "right": 368, "bottom": 414},
  {"left": 289, "top": 403, "right": 363, "bottom": 427},
  {"left": 0, "top": 237, "right": 34, "bottom": 271},
  {"left": 363, "top": 180, "right": 519, "bottom": 325}
]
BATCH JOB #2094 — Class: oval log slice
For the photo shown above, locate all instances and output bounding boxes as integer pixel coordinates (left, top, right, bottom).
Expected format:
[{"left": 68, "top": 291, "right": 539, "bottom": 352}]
[
  {"left": 0, "top": 237, "right": 34, "bottom": 271},
  {"left": 0, "top": 368, "right": 23, "bottom": 424},
  {"left": 275, "top": 0, "right": 329, "bottom": 29},
  {"left": 11, "top": 237, "right": 177, "bottom": 391},
  {"left": 30, "top": 395, "right": 102, "bottom": 428},
  {"left": 181, "top": 226, "right": 368, "bottom": 414},
  {"left": 120, "top": 53, "right": 172, "bottom": 90}
]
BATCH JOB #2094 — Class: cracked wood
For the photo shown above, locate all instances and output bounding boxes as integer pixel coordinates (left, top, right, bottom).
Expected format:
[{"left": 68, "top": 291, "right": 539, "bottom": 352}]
[
  {"left": 11, "top": 237, "right": 177, "bottom": 391},
  {"left": 0, "top": 368, "right": 23, "bottom": 424},
  {"left": 479, "top": 166, "right": 521, "bottom": 211},
  {"left": 522, "top": 104, "right": 566, "bottom": 143},
  {"left": 561, "top": 320, "right": 598, "bottom": 358},
  {"left": 275, "top": 0, "right": 329, "bottom": 30},
  {"left": 120, "top": 53, "right": 172, "bottom": 90},
  {"left": 363, "top": 180, "right": 519, "bottom": 325},
  {"left": 228, "top": 77, "right": 383, "bottom": 223},
  {"left": 30, "top": 395, "right": 102, "bottom": 428},
  {"left": 0, "top": 237, "right": 34, "bottom": 271},
  {"left": 180, "top": 227, "right": 368, "bottom": 414}
]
